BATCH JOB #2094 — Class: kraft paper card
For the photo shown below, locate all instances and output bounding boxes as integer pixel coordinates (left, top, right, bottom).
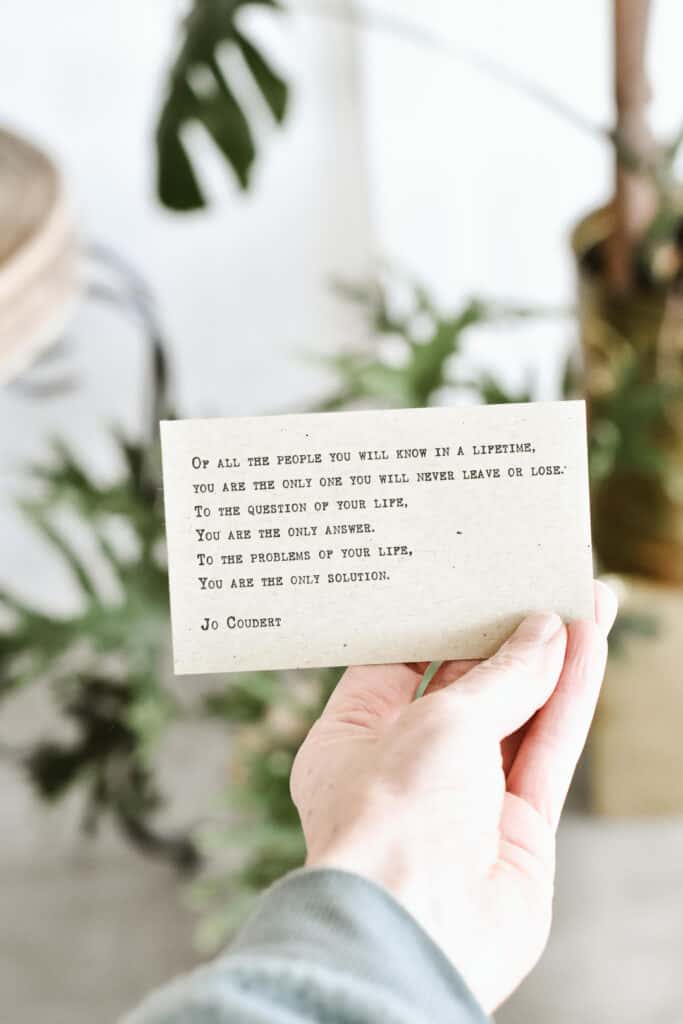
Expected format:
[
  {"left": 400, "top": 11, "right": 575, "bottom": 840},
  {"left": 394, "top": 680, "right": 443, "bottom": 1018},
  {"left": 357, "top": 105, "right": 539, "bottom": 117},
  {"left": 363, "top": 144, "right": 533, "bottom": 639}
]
[{"left": 160, "top": 400, "right": 593, "bottom": 675}]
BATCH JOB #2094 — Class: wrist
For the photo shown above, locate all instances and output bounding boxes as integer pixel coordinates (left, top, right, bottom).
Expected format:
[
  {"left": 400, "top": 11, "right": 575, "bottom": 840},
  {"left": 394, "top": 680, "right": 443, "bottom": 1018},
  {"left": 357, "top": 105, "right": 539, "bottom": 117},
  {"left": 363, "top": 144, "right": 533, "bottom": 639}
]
[{"left": 305, "top": 835, "right": 415, "bottom": 907}]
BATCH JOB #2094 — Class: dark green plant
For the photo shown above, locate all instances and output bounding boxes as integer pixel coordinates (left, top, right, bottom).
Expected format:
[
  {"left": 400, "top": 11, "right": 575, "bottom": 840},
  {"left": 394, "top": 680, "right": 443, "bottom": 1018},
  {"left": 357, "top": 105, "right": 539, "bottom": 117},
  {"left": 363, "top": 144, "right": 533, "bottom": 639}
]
[
  {"left": 587, "top": 357, "right": 683, "bottom": 484},
  {"left": 190, "top": 665, "right": 340, "bottom": 948},
  {"left": 311, "top": 281, "right": 540, "bottom": 411},
  {"left": 0, "top": 433, "right": 202, "bottom": 870},
  {"left": 157, "top": 0, "right": 288, "bottom": 210},
  {"left": 0, "top": 248, "right": 197, "bottom": 871}
]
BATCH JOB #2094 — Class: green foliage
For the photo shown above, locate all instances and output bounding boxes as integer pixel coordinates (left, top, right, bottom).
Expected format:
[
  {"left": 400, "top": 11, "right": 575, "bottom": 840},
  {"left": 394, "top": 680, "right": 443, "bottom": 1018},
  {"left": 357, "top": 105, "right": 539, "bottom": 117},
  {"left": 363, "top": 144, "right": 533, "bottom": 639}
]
[
  {"left": 192, "top": 666, "right": 339, "bottom": 949},
  {"left": 312, "top": 279, "right": 547, "bottom": 411},
  {"left": 0, "top": 436, "right": 197, "bottom": 871},
  {"left": 156, "top": 0, "right": 288, "bottom": 211},
  {"left": 587, "top": 358, "right": 683, "bottom": 484}
]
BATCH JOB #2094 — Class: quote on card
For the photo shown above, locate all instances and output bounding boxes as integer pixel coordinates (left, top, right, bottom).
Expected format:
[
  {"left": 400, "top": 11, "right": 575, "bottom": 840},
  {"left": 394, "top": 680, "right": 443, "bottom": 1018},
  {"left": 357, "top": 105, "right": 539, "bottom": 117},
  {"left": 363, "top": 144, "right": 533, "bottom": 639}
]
[{"left": 160, "top": 401, "right": 594, "bottom": 674}]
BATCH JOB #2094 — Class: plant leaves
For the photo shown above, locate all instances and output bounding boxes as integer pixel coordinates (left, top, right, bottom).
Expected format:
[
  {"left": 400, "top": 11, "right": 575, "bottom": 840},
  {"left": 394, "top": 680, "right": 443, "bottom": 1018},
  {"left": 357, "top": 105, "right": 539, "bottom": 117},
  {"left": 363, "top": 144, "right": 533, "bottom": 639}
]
[
  {"left": 156, "top": 0, "right": 288, "bottom": 211},
  {"left": 0, "top": 435, "right": 196, "bottom": 869},
  {"left": 235, "top": 29, "right": 287, "bottom": 120}
]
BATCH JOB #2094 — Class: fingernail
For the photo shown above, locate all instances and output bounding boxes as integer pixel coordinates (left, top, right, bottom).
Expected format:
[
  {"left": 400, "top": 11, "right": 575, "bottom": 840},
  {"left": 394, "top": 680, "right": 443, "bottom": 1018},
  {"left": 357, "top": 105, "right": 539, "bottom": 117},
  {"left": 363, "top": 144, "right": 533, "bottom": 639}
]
[
  {"left": 514, "top": 612, "right": 563, "bottom": 644},
  {"left": 594, "top": 579, "right": 619, "bottom": 635}
]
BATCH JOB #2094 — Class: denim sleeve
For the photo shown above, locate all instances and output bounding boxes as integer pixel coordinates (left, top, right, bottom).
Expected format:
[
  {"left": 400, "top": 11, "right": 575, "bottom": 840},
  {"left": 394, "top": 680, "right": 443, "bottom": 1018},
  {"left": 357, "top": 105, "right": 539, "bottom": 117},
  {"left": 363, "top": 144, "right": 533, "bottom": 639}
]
[{"left": 122, "top": 867, "right": 490, "bottom": 1024}]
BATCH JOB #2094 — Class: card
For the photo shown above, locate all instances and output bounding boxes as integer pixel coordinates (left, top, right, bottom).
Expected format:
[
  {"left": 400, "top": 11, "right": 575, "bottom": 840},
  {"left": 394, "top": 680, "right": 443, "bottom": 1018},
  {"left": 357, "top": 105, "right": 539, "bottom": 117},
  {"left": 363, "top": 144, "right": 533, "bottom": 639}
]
[{"left": 160, "top": 400, "right": 593, "bottom": 675}]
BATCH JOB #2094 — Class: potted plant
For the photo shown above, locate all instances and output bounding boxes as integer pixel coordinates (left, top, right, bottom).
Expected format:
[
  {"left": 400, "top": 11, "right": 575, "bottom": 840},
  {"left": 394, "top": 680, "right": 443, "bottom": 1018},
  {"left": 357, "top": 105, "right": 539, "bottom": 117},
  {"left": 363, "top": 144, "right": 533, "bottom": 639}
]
[{"left": 572, "top": 0, "right": 683, "bottom": 814}]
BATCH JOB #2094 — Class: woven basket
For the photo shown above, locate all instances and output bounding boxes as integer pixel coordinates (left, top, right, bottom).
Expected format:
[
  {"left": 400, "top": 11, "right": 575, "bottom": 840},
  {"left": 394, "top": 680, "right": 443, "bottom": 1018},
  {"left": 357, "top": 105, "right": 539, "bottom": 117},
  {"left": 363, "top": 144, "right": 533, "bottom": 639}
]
[{"left": 0, "top": 126, "right": 81, "bottom": 383}]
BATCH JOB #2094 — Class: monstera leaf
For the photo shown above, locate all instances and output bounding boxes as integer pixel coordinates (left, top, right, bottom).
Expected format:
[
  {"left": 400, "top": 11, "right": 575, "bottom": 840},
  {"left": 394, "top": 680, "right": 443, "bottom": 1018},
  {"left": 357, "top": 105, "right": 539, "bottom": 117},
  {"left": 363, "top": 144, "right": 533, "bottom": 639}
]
[{"left": 157, "top": 0, "right": 289, "bottom": 211}]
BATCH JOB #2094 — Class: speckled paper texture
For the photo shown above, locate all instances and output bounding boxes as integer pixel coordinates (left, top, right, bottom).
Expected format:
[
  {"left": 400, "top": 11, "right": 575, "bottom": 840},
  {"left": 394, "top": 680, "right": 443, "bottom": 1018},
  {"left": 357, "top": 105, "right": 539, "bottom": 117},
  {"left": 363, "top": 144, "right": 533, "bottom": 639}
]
[{"left": 160, "top": 401, "right": 593, "bottom": 675}]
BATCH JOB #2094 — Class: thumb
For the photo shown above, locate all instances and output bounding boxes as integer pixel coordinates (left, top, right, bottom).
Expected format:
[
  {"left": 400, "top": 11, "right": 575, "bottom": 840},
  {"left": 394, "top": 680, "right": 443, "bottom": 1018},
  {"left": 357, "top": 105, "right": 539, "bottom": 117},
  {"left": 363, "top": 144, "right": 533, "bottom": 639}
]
[{"left": 427, "top": 613, "right": 567, "bottom": 738}]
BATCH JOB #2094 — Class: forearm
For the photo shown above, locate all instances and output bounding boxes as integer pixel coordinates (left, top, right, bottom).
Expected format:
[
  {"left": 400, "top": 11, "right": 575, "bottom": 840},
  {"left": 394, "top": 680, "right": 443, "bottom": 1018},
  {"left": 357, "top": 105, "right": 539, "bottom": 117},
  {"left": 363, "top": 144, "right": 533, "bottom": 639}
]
[{"left": 123, "top": 867, "right": 489, "bottom": 1024}]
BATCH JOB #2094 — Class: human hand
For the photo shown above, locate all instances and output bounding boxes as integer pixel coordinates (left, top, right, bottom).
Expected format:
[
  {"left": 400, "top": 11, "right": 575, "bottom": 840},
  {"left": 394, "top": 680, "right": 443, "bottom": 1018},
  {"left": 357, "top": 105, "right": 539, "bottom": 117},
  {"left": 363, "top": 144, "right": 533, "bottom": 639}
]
[{"left": 290, "top": 581, "right": 617, "bottom": 1014}]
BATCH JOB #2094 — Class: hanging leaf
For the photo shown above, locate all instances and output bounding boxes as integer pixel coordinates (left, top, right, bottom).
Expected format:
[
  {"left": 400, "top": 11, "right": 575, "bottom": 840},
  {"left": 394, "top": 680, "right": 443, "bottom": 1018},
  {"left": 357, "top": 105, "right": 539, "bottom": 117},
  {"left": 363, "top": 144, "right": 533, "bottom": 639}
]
[{"left": 156, "top": 0, "right": 289, "bottom": 211}]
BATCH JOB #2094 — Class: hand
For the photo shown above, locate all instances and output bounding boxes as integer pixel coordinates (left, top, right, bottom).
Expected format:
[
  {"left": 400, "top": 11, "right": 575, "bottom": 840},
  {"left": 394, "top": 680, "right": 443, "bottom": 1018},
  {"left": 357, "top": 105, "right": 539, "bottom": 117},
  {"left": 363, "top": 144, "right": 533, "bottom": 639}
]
[{"left": 290, "top": 581, "right": 617, "bottom": 1014}]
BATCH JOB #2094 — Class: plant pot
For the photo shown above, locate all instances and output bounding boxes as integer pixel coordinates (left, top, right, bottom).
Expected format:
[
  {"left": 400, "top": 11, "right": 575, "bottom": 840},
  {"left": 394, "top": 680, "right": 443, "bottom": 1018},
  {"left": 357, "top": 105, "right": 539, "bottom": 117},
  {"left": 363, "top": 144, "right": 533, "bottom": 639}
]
[
  {"left": 589, "top": 574, "right": 683, "bottom": 815},
  {"left": 574, "top": 210, "right": 683, "bottom": 814},
  {"left": 572, "top": 204, "right": 683, "bottom": 581}
]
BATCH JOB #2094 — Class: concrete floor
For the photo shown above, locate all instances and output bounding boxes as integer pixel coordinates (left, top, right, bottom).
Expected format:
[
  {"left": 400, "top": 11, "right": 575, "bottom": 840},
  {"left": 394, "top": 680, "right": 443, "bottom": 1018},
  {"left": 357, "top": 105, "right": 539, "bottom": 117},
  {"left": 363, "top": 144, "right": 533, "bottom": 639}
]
[
  {"left": 3, "top": 793, "right": 683, "bottom": 1023},
  {"left": 0, "top": 842, "right": 199, "bottom": 1024},
  {"left": 0, "top": 689, "right": 220, "bottom": 1023},
  {"left": 2, "top": 690, "right": 683, "bottom": 1023},
  {"left": 500, "top": 816, "right": 683, "bottom": 1024}
]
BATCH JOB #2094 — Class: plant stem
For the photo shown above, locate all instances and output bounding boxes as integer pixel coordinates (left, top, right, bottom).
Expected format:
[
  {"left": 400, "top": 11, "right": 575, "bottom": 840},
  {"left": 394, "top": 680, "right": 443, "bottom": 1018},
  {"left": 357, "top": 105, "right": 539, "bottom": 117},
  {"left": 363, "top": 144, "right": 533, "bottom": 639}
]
[{"left": 606, "top": 0, "right": 658, "bottom": 294}]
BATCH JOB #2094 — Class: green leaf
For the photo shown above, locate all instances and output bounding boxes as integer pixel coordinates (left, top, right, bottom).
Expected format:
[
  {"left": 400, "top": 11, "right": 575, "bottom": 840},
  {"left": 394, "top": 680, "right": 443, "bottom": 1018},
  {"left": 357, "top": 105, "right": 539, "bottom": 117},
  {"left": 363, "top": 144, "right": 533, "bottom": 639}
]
[
  {"left": 235, "top": 29, "right": 288, "bottom": 121},
  {"left": 202, "top": 57, "right": 255, "bottom": 189},
  {"left": 588, "top": 359, "right": 681, "bottom": 482},
  {"left": 19, "top": 501, "right": 100, "bottom": 603},
  {"left": 156, "top": 0, "right": 289, "bottom": 211},
  {"left": 318, "top": 277, "right": 548, "bottom": 410},
  {"left": 156, "top": 115, "right": 205, "bottom": 212}
]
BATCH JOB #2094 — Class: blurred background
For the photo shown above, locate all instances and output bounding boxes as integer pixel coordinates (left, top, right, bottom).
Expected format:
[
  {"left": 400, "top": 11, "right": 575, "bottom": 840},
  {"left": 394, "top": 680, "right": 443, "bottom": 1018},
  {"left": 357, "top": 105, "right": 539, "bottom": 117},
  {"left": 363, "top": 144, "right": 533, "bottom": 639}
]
[{"left": 2, "top": 2, "right": 683, "bottom": 1022}]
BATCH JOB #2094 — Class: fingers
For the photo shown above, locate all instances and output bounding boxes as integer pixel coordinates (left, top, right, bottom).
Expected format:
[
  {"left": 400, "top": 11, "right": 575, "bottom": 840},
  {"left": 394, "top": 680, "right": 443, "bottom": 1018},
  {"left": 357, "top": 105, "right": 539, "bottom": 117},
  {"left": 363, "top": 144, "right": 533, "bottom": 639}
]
[
  {"left": 501, "top": 728, "right": 526, "bottom": 775},
  {"left": 319, "top": 580, "right": 617, "bottom": 741},
  {"left": 505, "top": 580, "right": 618, "bottom": 829},
  {"left": 427, "top": 612, "right": 568, "bottom": 738},
  {"left": 322, "top": 662, "right": 425, "bottom": 727},
  {"left": 499, "top": 572, "right": 616, "bottom": 774},
  {"left": 593, "top": 578, "right": 619, "bottom": 632},
  {"left": 422, "top": 659, "right": 481, "bottom": 696}
]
